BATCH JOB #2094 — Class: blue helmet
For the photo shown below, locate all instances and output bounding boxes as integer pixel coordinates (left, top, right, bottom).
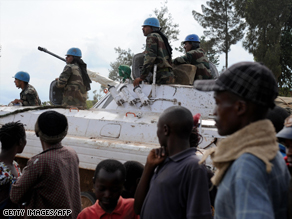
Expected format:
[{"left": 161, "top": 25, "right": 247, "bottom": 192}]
[
  {"left": 66, "top": 47, "right": 82, "bottom": 57},
  {"left": 182, "top": 34, "right": 200, "bottom": 43},
  {"left": 14, "top": 71, "right": 30, "bottom": 83},
  {"left": 142, "top": 17, "right": 160, "bottom": 28}
]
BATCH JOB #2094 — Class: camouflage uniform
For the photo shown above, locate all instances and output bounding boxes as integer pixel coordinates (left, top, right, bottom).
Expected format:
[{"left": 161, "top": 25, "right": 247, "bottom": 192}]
[
  {"left": 56, "top": 64, "right": 87, "bottom": 108},
  {"left": 20, "top": 84, "right": 41, "bottom": 106},
  {"left": 173, "top": 48, "right": 213, "bottom": 80},
  {"left": 140, "top": 33, "right": 174, "bottom": 84}
]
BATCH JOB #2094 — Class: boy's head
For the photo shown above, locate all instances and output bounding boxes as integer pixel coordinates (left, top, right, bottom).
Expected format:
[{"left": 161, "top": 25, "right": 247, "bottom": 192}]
[
  {"left": 35, "top": 110, "right": 68, "bottom": 145},
  {"left": 122, "top": 161, "right": 144, "bottom": 198},
  {"left": 0, "top": 121, "right": 26, "bottom": 153},
  {"left": 93, "top": 159, "right": 126, "bottom": 213}
]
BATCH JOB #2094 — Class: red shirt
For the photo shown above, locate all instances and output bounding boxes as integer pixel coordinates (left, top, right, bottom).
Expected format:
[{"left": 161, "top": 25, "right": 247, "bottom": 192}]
[{"left": 77, "top": 196, "right": 139, "bottom": 219}]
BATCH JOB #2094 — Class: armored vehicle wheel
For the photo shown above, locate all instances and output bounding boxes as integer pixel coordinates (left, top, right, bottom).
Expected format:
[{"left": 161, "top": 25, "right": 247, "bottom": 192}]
[{"left": 81, "top": 191, "right": 96, "bottom": 209}]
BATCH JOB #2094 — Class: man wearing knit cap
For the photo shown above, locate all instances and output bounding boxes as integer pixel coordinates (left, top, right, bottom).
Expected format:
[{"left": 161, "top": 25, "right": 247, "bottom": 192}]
[
  {"left": 195, "top": 62, "right": 291, "bottom": 219},
  {"left": 10, "top": 111, "right": 81, "bottom": 218}
]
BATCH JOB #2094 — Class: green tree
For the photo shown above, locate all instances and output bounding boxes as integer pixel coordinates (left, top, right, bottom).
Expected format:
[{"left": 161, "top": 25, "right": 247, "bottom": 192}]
[
  {"left": 42, "top": 101, "right": 51, "bottom": 106},
  {"left": 152, "top": 1, "right": 180, "bottom": 46},
  {"left": 200, "top": 36, "right": 220, "bottom": 67},
  {"left": 108, "top": 1, "right": 180, "bottom": 81},
  {"left": 193, "top": 0, "right": 246, "bottom": 68},
  {"left": 232, "top": 0, "right": 291, "bottom": 81},
  {"left": 277, "top": 7, "right": 292, "bottom": 92},
  {"left": 108, "top": 47, "right": 134, "bottom": 82},
  {"left": 86, "top": 89, "right": 103, "bottom": 109}
]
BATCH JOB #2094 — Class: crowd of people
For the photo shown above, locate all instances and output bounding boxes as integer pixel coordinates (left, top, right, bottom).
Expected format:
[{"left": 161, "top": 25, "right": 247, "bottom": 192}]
[
  {"left": 2, "top": 16, "right": 292, "bottom": 219},
  {"left": 0, "top": 60, "right": 291, "bottom": 218}
]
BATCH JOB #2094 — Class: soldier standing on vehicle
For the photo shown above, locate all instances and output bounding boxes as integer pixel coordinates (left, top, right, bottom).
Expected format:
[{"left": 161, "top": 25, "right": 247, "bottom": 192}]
[
  {"left": 56, "top": 47, "right": 91, "bottom": 109},
  {"left": 133, "top": 17, "right": 174, "bottom": 87},
  {"left": 10, "top": 71, "right": 41, "bottom": 106},
  {"left": 173, "top": 34, "right": 213, "bottom": 80}
]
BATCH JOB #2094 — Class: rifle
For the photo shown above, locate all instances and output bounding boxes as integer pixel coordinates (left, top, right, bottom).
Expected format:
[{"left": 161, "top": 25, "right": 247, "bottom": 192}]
[{"left": 38, "top": 46, "right": 66, "bottom": 62}]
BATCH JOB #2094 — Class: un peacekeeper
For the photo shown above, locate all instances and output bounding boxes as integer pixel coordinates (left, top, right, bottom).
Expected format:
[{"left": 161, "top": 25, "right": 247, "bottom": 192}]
[
  {"left": 56, "top": 47, "right": 92, "bottom": 109},
  {"left": 173, "top": 34, "right": 213, "bottom": 80},
  {"left": 133, "top": 17, "right": 174, "bottom": 87},
  {"left": 11, "top": 71, "right": 41, "bottom": 106}
]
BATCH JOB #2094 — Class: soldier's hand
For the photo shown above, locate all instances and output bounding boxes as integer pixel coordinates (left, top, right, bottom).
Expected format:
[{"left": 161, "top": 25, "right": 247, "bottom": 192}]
[
  {"left": 146, "top": 146, "right": 166, "bottom": 168},
  {"left": 133, "top": 78, "right": 143, "bottom": 87},
  {"left": 55, "top": 78, "right": 59, "bottom": 81}
]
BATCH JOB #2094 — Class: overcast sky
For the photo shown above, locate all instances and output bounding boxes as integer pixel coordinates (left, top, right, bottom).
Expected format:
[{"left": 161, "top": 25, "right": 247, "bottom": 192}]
[{"left": 0, "top": 0, "right": 253, "bottom": 105}]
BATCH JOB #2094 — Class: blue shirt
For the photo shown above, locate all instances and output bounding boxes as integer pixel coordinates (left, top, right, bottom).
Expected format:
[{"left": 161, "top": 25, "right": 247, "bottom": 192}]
[
  {"left": 279, "top": 143, "right": 286, "bottom": 157},
  {"left": 141, "top": 148, "right": 212, "bottom": 219},
  {"left": 215, "top": 152, "right": 290, "bottom": 219}
]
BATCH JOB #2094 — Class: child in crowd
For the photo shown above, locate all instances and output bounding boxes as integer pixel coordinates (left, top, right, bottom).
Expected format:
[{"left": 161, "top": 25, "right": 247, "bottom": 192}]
[
  {"left": 10, "top": 111, "right": 81, "bottom": 218},
  {"left": 77, "top": 159, "right": 139, "bottom": 219},
  {"left": 122, "top": 161, "right": 144, "bottom": 199},
  {"left": 0, "top": 121, "right": 26, "bottom": 214}
]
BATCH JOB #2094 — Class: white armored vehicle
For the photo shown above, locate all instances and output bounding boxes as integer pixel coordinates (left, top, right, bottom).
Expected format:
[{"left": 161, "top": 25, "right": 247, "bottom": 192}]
[{"left": 0, "top": 50, "right": 220, "bottom": 207}]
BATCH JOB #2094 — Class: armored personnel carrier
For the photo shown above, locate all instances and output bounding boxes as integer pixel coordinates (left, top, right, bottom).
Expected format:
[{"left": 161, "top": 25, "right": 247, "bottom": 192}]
[{"left": 0, "top": 50, "right": 220, "bottom": 208}]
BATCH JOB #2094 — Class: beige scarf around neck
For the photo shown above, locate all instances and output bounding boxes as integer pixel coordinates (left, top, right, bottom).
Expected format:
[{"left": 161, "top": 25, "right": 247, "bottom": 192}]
[{"left": 199, "top": 119, "right": 279, "bottom": 186}]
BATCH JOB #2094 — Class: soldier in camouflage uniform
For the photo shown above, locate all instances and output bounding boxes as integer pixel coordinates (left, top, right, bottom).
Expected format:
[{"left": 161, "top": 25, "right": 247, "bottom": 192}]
[
  {"left": 11, "top": 71, "right": 41, "bottom": 106},
  {"left": 56, "top": 48, "right": 91, "bottom": 109},
  {"left": 133, "top": 17, "right": 174, "bottom": 86},
  {"left": 173, "top": 34, "right": 213, "bottom": 80}
]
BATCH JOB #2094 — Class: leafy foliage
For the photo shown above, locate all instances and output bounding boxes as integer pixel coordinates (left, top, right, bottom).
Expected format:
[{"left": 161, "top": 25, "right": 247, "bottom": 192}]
[
  {"left": 200, "top": 36, "right": 220, "bottom": 67},
  {"left": 86, "top": 89, "right": 103, "bottom": 109},
  {"left": 108, "top": 47, "right": 134, "bottom": 82},
  {"left": 152, "top": 1, "right": 180, "bottom": 46},
  {"left": 233, "top": 0, "right": 291, "bottom": 82},
  {"left": 192, "top": 0, "right": 246, "bottom": 68},
  {"left": 278, "top": 7, "right": 292, "bottom": 91},
  {"left": 42, "top": 101, "right": 51, "bottom": 106}
]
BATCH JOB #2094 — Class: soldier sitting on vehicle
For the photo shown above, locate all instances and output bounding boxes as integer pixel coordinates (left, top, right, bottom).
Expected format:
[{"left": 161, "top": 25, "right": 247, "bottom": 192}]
[
  {"left": 173, "top": 34, "right": 213, "bottom": 80},
  {"left": 133, "top": 17, "right": 174, "bottom": 87},
  {"left": 10, "top": 71, "right": 41, "bottom": 106},
  {"left": 56, "top": 47, "right": 92, "bottom": 109}
]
